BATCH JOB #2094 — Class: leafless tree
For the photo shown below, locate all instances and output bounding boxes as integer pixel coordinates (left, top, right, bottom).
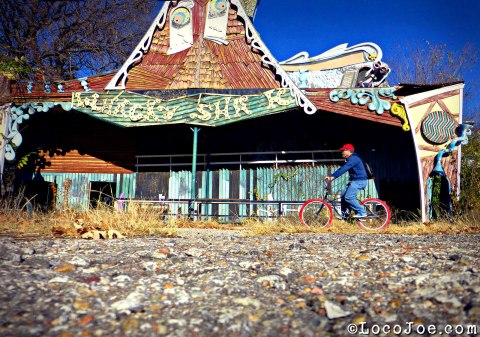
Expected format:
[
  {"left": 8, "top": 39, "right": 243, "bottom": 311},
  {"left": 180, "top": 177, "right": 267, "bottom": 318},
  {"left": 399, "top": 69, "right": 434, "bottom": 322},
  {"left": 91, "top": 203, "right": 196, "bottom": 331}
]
[
  {"left": 388, "top": 41, "right": 477, "bottom": 83},
  {"left": 387, "top": 41, "right": 478, "bottom": 122},
  {"left": 0, "top": 0, "right": 158, "bottom": 81},
  {"left": 387, "top": 41, "right": 478, "bottom": 98}
]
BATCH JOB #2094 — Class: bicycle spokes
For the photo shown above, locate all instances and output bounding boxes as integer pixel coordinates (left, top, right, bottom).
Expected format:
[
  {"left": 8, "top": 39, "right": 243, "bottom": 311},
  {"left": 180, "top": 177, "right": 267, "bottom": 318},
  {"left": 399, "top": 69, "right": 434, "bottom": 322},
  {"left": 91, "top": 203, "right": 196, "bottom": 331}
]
[
  {"left": 356, "top": 198, "right": 391, "bottom": 230},
  {"left": 299, "top": 199, "right": 333, "bottom": 229}
]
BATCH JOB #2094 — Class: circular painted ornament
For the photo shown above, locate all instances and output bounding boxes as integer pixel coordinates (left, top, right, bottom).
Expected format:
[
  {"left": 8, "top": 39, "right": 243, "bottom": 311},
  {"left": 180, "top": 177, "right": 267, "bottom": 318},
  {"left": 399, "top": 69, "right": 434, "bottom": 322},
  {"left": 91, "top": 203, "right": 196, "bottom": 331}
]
[
  {"left": 208, "top": 0, "right": 228, "bottom": 18},
  {"left": 421, "top": 110, "right": 457, "bottom": 144},
  {"left": 172, "top": 7, "right": 191, "bottom": 29}
]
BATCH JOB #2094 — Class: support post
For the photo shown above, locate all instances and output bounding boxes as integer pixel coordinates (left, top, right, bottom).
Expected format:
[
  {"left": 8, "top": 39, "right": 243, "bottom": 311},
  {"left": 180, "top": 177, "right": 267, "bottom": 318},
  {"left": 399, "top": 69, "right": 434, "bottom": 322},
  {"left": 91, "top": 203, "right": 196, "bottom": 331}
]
[{"left": 190, "top": 127, "right": 200, "bottom": 217}]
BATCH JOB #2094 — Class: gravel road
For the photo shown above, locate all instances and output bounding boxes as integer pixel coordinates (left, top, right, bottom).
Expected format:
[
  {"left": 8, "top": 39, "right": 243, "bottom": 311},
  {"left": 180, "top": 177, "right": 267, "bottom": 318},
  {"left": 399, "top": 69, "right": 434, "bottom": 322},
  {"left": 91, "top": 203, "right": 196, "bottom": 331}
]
[{"left": 1, "top": 230, "right": 479, "bottom": 337}]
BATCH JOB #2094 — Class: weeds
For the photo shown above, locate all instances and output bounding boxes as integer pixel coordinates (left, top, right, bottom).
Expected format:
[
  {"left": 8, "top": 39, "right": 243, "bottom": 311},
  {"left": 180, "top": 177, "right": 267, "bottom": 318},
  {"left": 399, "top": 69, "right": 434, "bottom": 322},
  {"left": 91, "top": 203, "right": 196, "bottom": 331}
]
[
  {"left": 1, "top": 206, "right": 479, "bottom": 238},
  {"left": 0, "top": 190, "right": 479, "bottom": 238}
]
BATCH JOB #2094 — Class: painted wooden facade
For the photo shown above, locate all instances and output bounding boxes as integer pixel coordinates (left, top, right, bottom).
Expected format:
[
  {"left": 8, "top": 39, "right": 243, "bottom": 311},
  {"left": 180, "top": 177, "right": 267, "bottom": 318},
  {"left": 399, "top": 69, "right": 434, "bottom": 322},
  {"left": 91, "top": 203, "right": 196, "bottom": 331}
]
[
  {"left": 398, "top": 83, "right": 472, "bottom": 222},
  {"left": 0, "top": 0, "right": 473, "bottom": 222}
]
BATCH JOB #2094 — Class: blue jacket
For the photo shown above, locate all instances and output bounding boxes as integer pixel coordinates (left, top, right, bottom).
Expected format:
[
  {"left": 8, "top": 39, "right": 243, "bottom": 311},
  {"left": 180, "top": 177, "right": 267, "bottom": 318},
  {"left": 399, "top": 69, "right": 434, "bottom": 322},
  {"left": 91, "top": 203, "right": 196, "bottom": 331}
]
[{"left": 332, "top": 153, "right": 368, "bottom": 181}]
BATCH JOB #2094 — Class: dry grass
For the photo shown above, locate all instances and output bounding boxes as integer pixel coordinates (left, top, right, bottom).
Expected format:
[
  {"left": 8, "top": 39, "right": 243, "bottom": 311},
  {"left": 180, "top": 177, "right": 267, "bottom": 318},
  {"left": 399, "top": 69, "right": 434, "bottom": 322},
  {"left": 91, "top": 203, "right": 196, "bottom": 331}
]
[
  {"left": 0, "top": 201, "right": 479, "bottom": 239},
  {"left": 0, "top": 202, "right": 245, "bottom": 239},
  {"left": 242, "top": 219, "right": 478, "bottom": 236}
]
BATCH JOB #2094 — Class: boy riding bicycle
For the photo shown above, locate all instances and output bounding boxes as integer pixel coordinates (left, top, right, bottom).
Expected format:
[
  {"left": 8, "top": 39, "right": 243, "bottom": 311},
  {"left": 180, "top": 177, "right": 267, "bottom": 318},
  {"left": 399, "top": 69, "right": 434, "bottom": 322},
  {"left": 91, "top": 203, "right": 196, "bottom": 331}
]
[{"left": 325, "top": 144, "right": 367, "bottom": 219}]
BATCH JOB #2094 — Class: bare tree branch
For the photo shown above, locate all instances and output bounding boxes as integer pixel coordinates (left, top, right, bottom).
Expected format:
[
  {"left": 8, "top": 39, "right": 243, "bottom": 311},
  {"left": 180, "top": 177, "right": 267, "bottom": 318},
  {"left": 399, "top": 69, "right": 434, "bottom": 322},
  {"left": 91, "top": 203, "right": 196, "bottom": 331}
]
[
  {"left": 0, "top": 0, "right": 158, "bottom": 80},
  {"left": 387, "top": 41, "right": 478, "bottom": 103}
]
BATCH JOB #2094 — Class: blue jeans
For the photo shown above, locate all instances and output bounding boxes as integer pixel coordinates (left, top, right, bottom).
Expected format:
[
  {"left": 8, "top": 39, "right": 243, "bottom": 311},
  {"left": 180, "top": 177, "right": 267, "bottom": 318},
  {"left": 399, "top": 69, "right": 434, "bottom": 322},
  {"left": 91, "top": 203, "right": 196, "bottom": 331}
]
[{"left": 341, "top": 180, "right": 368, "bottom": 217}]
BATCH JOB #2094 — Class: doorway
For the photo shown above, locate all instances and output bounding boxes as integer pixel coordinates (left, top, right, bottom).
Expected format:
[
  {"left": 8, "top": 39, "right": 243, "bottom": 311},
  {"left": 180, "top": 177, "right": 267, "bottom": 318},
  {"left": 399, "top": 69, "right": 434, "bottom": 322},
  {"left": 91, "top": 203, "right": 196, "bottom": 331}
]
[{"left": 90, "top": 182, "right": 116, "bottom": 208}]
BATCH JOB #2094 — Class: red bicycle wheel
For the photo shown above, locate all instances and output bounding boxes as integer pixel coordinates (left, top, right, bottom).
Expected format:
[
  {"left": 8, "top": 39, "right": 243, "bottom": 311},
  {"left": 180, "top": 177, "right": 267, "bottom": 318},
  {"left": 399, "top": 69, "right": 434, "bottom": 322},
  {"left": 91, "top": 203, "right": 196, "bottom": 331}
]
[
  {"left": 299, "top": 199, "right": 333, "bottom": 229},
  {"left": 356, "top": 198, "right": 391, "bottom": 230}
]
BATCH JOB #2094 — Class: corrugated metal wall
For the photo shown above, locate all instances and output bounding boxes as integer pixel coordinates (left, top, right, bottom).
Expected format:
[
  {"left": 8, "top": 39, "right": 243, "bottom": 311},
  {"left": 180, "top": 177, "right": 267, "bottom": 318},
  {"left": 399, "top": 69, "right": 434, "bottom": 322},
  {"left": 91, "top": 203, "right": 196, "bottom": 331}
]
[
  {"left": 41, "top": 173, "right": 136, "bottom": 209},
  {"left": 158, "top": 166, "right": 378, "bottom": 200},
  {"left": 39, "top": 167, "right": 378, "bottom": 215},
  {"left": 137, "top": 166, "right": 378, "bottom": 220}
]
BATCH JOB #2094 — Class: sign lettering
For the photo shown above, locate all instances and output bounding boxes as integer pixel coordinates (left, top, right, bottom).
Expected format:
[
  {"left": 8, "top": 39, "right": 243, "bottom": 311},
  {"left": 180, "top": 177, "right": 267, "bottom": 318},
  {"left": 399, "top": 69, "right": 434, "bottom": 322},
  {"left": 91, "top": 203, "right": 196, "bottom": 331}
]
[{"left": 72, "top": 89, "right": 294, "bottom": 125}]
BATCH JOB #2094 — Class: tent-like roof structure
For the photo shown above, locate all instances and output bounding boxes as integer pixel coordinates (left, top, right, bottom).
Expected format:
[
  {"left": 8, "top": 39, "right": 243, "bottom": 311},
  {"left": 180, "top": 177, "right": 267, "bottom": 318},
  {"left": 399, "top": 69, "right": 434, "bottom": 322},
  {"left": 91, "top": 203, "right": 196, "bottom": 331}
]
[{"left": 2, "top": 0, "right": 434, "bottom": 133}]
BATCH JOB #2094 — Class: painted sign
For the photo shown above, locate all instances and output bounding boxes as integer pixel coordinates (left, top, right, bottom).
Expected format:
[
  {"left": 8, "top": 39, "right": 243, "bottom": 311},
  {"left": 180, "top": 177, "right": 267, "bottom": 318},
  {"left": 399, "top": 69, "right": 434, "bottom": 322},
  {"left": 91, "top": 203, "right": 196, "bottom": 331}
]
[
  {"left": 167, "top": 1, "right": 194, "bottom": 55},
  {"left": 204, "top": 0, "right": 230, "bottom": 45},
  {"left": 72, "top": 89, "right": 296, "bottom": 127}
]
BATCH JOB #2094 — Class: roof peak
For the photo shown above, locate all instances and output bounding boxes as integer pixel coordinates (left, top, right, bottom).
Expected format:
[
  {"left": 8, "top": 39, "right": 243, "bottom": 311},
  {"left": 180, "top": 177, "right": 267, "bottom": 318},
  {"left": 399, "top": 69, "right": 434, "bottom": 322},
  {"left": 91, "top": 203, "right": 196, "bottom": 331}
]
[{"left": 105, "top": 0, "right": 316, "bottom": 114}]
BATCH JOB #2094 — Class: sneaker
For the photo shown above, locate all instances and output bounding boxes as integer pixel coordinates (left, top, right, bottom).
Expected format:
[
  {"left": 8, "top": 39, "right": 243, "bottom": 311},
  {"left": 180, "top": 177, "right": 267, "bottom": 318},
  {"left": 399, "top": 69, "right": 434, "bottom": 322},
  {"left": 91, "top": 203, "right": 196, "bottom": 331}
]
[{"left": 353, "top": 214, "right": 367, "bottom": 219}]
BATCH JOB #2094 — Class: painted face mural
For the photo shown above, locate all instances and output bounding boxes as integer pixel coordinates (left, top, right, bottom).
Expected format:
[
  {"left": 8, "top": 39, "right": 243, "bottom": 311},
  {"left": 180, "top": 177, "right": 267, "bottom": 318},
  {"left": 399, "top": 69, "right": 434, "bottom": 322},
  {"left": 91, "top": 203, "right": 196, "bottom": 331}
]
[
  {"left": 172, "top": 7, "right": 191, "bottom": 29},
  {"left": 204, "top": 0, "right": 229, "bottom": 44},
  {"left": 168, "top": 3, "right": 194, "bottom": 54},
  {"left": 208, "top": 0, "right": 228, "bottom": 18}
]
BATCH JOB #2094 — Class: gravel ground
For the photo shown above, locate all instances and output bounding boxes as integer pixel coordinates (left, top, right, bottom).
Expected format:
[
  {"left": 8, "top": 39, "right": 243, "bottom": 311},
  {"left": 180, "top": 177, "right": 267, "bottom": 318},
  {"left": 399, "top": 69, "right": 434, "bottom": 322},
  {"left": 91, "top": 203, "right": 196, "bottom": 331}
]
[{"left": 0, "top": 230, "right": 479, "bottom": 337}]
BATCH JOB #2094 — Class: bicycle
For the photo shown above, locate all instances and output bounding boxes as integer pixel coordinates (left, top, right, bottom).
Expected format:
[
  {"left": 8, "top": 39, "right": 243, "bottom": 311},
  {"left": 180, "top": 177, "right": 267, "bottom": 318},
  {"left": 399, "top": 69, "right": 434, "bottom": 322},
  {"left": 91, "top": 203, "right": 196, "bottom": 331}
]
[{"left": 299, "top": 181, "right": 391, "bottom": 230}]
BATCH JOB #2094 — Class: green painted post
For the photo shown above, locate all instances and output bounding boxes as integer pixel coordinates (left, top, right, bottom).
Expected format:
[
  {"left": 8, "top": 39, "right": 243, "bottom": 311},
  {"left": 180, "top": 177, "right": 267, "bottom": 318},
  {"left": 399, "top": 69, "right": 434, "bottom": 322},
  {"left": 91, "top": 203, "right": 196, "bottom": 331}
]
[
  {"left": 191, "top": 127, "right": 200, "bottom": 198},
  {"left": 190, "top": 127, "right": 200, "bottom": 206},
  {"left": 187, "top": 127, "right": 200, "bottom": 218}
]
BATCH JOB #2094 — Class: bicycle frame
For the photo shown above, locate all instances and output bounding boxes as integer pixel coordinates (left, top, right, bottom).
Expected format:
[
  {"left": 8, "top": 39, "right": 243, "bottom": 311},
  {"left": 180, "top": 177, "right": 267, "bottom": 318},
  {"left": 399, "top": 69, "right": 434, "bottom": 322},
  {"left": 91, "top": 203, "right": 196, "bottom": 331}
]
[
  {"left": 323, "top": 181, "right": 371, "bottom": 220},
  {"left": 299, "top": 180, "right": 391, "bottom": 230}
]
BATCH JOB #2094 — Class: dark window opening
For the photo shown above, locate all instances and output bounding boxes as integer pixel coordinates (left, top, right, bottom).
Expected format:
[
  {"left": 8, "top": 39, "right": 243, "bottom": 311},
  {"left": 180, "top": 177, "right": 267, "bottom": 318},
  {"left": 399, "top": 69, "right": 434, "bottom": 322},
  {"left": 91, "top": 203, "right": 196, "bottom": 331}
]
[{"left": 90, "top": 182, "right": 116, "bottom": 208}]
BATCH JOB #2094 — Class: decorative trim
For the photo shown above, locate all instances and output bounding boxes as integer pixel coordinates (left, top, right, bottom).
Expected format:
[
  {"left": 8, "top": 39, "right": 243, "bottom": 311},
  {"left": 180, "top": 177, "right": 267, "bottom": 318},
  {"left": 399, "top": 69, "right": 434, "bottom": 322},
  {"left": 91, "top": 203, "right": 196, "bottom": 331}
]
[
  {"left": 104, "top": 3, "right": 171, "bottom": 90},
  {"left": 4, "top": 102, "right": 72, "bottom": 161},
  {"left": 104, "top": 0, "right": 317, "bottom": 114},
  {"left": 44, "top": 82, "right": 51, "bottom": 93},
  {"left": 71, "top": 89, "right": 297, "bottom": 127},
  {"left": 230, "top": 0, "right": 316, "bottom": 114},
  {"left": 421, "top": 110, "right": 457, "bottom": 145},
  {"left": 432, "top": 122, "right": 474, "bottom": 174},
  {"left": 79, "top": 77, "right": 91, "bottom": 92},
  {"left": 329, "top": 88, "right": 396, "bottom": 115},
  {"left": 280, "top": 42, "right": 384, "bottom": 65},
  {"left": 390, "top": 103, "right": 410, "bottom": 131},
  {"left": 167, "top": 1, "right": 195, "bottom": 54}
]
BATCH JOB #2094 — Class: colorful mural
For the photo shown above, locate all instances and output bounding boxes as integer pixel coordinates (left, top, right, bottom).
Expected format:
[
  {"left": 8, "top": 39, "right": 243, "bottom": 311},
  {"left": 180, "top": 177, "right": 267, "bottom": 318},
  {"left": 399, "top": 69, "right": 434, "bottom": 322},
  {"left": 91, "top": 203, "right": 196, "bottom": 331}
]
[
  {"left": 168, "top": 1, "right": 194, "bottom": 54},
  {"left": 400, "top": 84, "right": 466, "bottom": 223}
]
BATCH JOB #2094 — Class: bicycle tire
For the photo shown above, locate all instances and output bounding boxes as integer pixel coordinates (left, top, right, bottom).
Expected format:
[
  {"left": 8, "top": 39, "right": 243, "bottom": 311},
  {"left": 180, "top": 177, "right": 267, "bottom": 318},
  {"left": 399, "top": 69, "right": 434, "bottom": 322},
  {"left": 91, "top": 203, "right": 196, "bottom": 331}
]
[
  {"left": 299, "top": 199, "right": 333, "bottom": 229},
  {"left": 356, "top": 198, "right": 391, "bottom": 230}
]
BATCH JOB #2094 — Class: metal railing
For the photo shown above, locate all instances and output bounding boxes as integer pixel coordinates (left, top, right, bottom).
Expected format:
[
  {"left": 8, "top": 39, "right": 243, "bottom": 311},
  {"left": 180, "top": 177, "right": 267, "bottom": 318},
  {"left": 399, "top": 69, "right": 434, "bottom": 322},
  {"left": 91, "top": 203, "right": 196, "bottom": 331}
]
[
  {"left": 135, "top": 149, "right": 343, "bottom": 171},
  {"left": 116, "top": 198, "right": 305, "bottom": 222}
]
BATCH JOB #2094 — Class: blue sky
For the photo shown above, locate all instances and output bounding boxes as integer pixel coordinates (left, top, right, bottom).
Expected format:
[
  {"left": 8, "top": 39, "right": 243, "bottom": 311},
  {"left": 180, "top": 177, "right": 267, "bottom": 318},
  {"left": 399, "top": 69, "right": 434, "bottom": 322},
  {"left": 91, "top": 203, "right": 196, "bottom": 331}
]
[{"left": 254, "top": 0, "right": 480, "bottom": 117}]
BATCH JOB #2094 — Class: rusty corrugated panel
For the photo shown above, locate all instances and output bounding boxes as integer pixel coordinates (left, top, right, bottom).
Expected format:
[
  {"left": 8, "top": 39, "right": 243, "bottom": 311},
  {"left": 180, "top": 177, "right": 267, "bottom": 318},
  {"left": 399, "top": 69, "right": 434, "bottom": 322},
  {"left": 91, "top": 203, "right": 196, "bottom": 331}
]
[
  {"left": 10, "top": 73, "right": 115, "bottom": 101},
  {"left": 40, "top": 150, "right": 133, "bottom": 174},
  {"left": 72, "top": 89, "right": 298, "bottom": 127},
  {"left": 124, "top": 1, "right": 280, "bottom": 91},
  {"left": 306, "top": 89, "right": 403, "bottom": 127},
  {"left": 127, "top": 67, "right": 173, "bottom": 90},
  {"left": 40, "top": 172, "right": 137, "bottom": 208},
  {"left": 24, "top": 111, "right": 136, "bottom": 174},
  {"left": 193, "top": 0, "right": 207, "bottom": 36}
]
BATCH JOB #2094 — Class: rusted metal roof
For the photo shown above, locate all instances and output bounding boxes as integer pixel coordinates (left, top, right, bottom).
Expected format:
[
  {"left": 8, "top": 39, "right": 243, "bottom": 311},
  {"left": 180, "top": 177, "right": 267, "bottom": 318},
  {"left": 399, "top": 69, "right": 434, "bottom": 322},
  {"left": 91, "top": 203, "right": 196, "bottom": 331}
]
[
  {"left": 305, "top": 88, "right": 404, "bottom": 128},
  {"left": 8, "top": 73, "right": 115, "bottom": 103},
  {"left": 7, "top": 0, "right": 315, "bottom": 115},
  {"left": 395, "top": 81, "right": 465, "bottom": 97},
  {"left": 124, "top": 2, "right": 279, "bottom": 91}
]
